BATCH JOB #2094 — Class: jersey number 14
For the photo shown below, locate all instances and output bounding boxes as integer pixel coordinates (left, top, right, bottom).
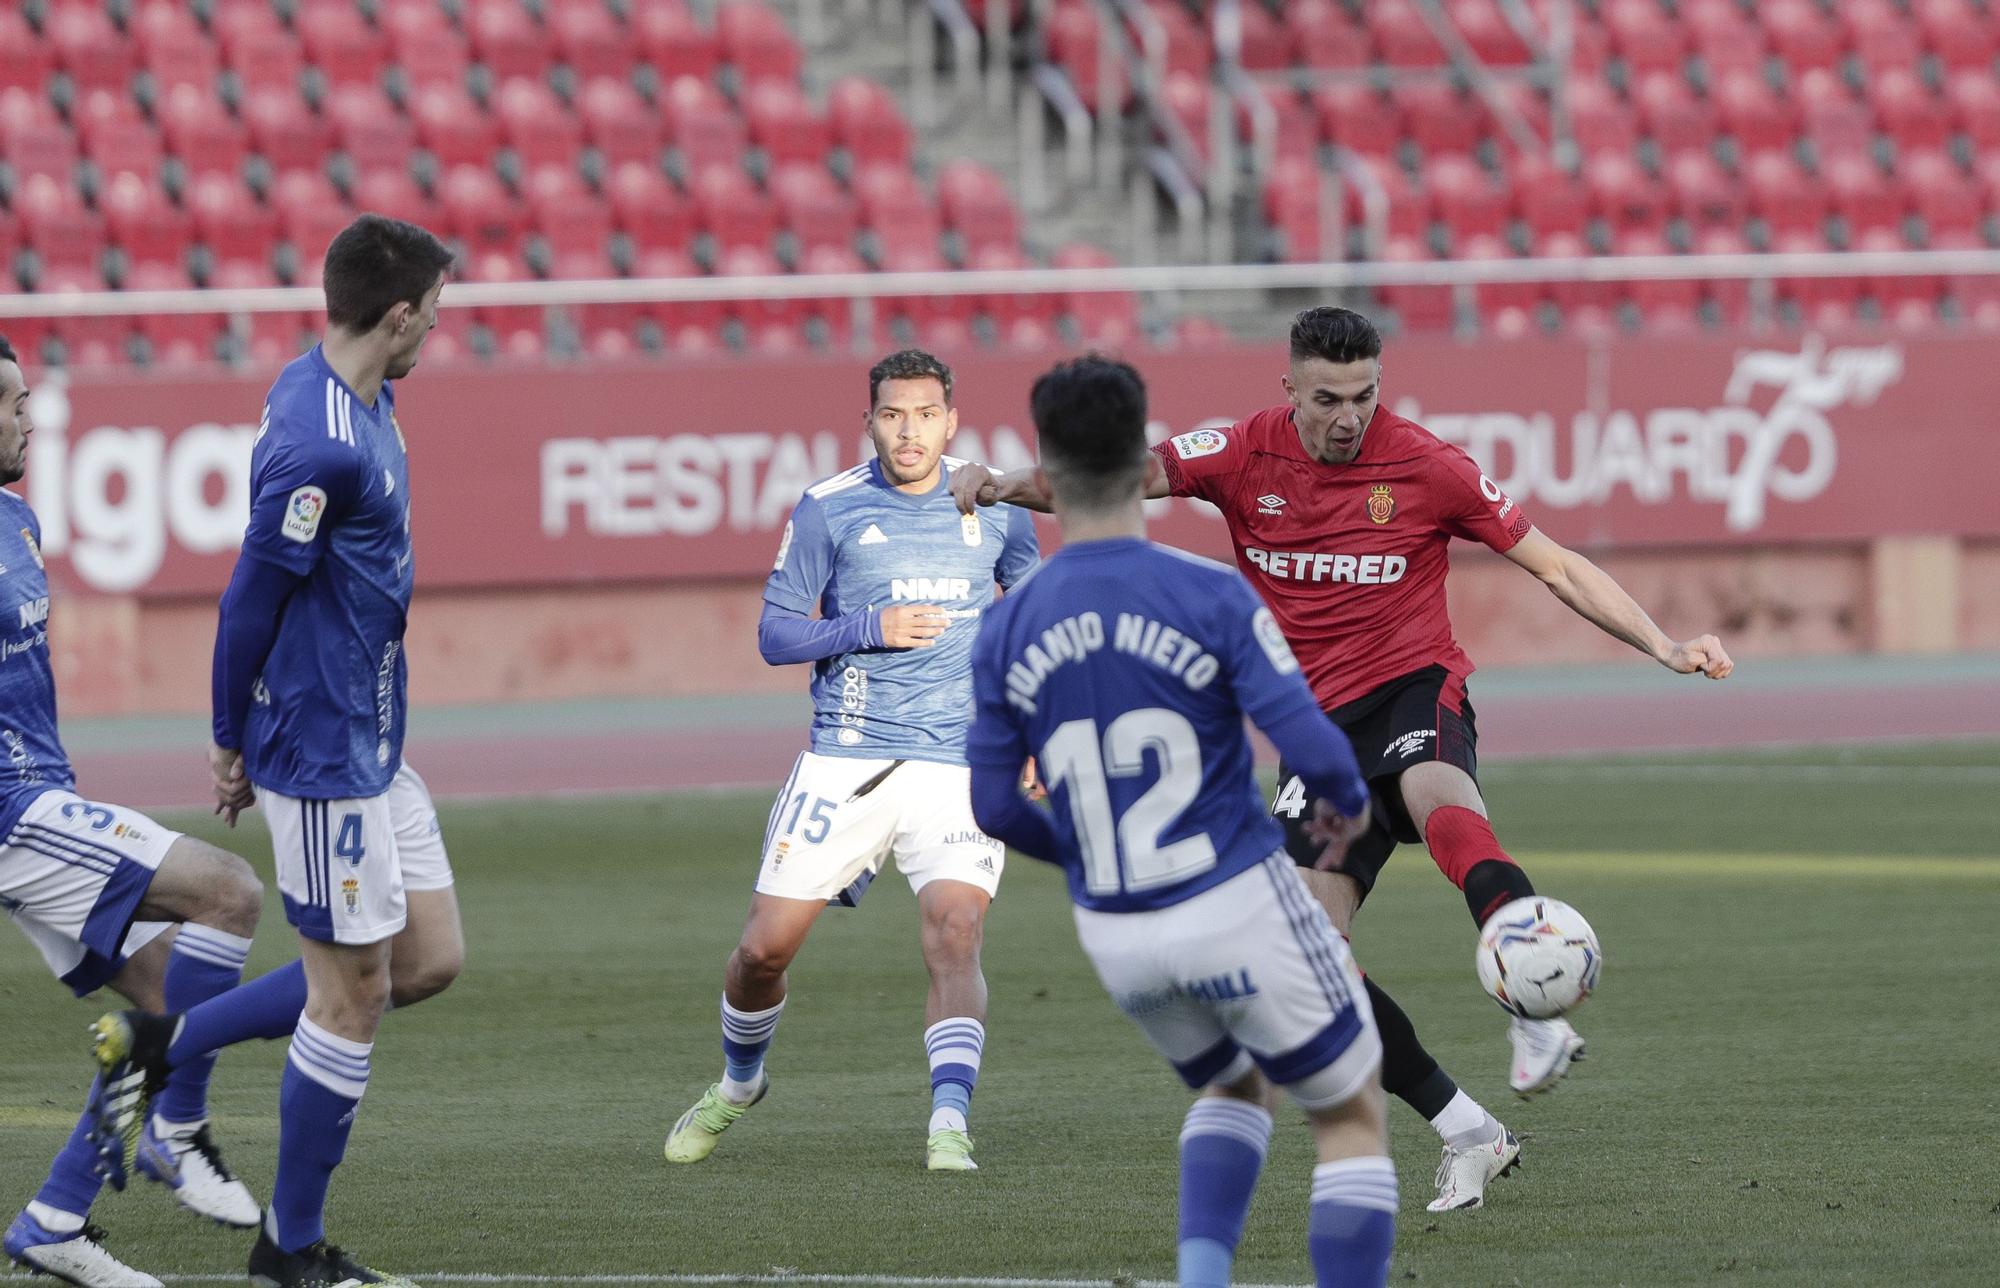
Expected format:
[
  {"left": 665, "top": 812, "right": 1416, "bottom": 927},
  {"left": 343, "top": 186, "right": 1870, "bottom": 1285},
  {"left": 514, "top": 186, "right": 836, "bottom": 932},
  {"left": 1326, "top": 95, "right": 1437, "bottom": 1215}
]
[{"left": 1041, "top": 708, "right": 1218, "bottom": 896}]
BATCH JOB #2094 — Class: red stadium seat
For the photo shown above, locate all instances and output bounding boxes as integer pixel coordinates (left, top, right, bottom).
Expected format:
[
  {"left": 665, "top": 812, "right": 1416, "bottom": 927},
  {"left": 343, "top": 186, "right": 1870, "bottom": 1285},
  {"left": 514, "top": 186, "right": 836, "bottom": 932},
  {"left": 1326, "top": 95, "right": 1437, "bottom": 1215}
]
[
  {"left": 631, "top": 1, "right": 720, "bottom": 83},
  {"left": 1231, "top": 0, "right": 1292, "bottom": 71},
  {"left": 1424, "top": 155, "right": 1508, "bottom": 242},
  {"left": 1394, "top": 82, "right": 1480, "bottom": 157},
  {"left": 1285, "top": 0, "right": 1371, "bottom": 70},
  {"left": 1143, "top": 0, "right": 1212, "bottom": 79},
  {"left": 1823, "top": 154, "right": 1903, "bottom": 237},
  {"left": 716, "top": 2, "right": 803, "bottom": 88},
  {"left": 130, "top": 3, "right": 219, "bottom": 95},
  {"left": 1536, "top": 229, "right": 1615, "bottom": 319},
  {"left": 828, "top": 77, "right": 914, "bottom": 170},
  {"left": 1632, "top": 72, "right": 1716, "bottom": 156},
  {"left": 39, "top": 266, "right": 130, "bottom": 367},
  {"left": 1584, "top": 152, "right": 1666, "bottom": 233},
  {"left": 295, "top": 4, "right": 389, "bottom": 89},
  {"left": 1761, "top": 0, "right": 1842, "bottom": 74},
  {"left": 1456, "top": 233, "right": 1536, "bottom": 331},
  {"left": 493, "top": 78, "right": 585, "bottom": 171},
  {"left": 1870, "top": 68, "right": 1953, "bottom": 153},
  {"left": 100, "top": 172, "right": 190, "bottom": 269},
  {"left": 1054, "top": 241, "right": 1138, "bottom": 345},
  {"left": 74, "top": 90, "right": 164, "bottom": 187},
  {"left": 0, "top": 90, "right": 78, "bottom": 189},
  {"left": 324, "top": 85, "right": 416, "bottom": 179},
  {"left": 124, "top": 262, "right": 216, "bottom": 367},
  {"left": 660, "top": 75, "right": 749, "bottom": 182},
  {"left": 1262, "top": 157, "right": 1325, "bottom": 263},
  {"left": 158, "top": 83, "right": 250, "bottom": 180},
  {"left": 1713, "top": 72, "right": 1803, "bottom": 157},
  {"left": 46, "top": 3, "right": 135, "bottom": 95},
  {"left": 1449, "top": 0, "right": 1531, "bottom": 64},
  {"left": 968, "top": 244, "right": 1057, "bottom": 326},
  {"left": 577, "top": 78, "right": 665, "bottom": 167},
  {"left": 463, "top": 0, "right": 552, "bottom": 82},
  {"left": 1616, "top": 228, "right": 1701, "bottom": 327},
  {"left": 1795, "top": 69, "right": 1874, "bottom": 165},
  {"left": 1045, "top": 2, "right": 1127, "bottom": 109},
  {"left": 1600, "top": 0, "right": 1691, "bottom": 76},
  {"left": 1367, "top": 0, "right": 1447, "bottom": 67},
  {"left": 436, "top": 163, "right": 529, "bottom": 253},
  {"left": 691, "top": 167, "right": 779, "bottom": 253},
  {"left": 1913, "top": 0, "right": 1997, "bottom": 74},
  {"left": 715, "top": 244, "right": 802, "bottom": 331},
  {"left": 1901, "top": 151, "right": 1981, "bottom": 242},
  {"left": 352, "top": 169, "right": 438, "bottom": 226},
  {"left": 1692, "top": 225, "right": 1753, "bottom": 325},
  {"left": 186, "top": 173, "right": 278, "bottom": 269},
  {"left": 242, "top": 88, "right": 334, "bottom": 177},
  {"left": 604, "top": 161, "right": 695, "bottom": 250},
  {"left": 1843, "top": 0, "right": 1923, "bottom": 79},
  {"left": 549, "top": 2, "right": 633, "bottom": 79},
  {"left": 0, "top": 11, "right": 54, "bottom": 96},
  {"left": 1513, "top": 154, "right": 1588, "bottom": 237},
  {"left": 522, "top": 166, "right": 614, "bottom": 273},
  {"left": 1683, "top": 0, "right": 1765, "bottom": 80},
  {"left": 271, "top": 170, "right": 353, "bottom": 268},
  {"left": 1664, "top": 150, "right": 1742, "bottom": 228},
  {"left": 1376, "top": 237, "right": 1453, "bottom": 333},
  {"left": 627, "top": 244, "right": 715, "bottom": 335},
  {"left": 769, "top": 163, "right": 858, "bottom": 256},
  {"left": 213, "top": 7, "right": 306, "bottom": 99},
  {"left": 936, "top": 161, "right": 1022, "bottom": 256},
  {"left": 380, "top": 4, "right": 472, "bottom": 89},
  {"left": 411, "top": 82, "right": 501, "bottom": 169},
  {"left": 1370, "top": 162, "right": 1429, "bottom": 242},
  {"left": 1313, "top": 83, "right": 1399, "bottom": 160},
  {"left": 1159, "top": 73, "right": 1214, "bottom": 167},
  {"left": 744, "top": 80, "right": 831, "bottom": 168},
  {"left": 1947, "top": 70, "right": 2000, "bottom": 152},
  {"left": 1566, "top": 75, "right": 1639, "bottom": 158},
  {"left": 856, "top": 164, "right": 944, "bottom": 262},
  {"left": 1744, "top": 151, "right": 1827, "bottom": 237}
]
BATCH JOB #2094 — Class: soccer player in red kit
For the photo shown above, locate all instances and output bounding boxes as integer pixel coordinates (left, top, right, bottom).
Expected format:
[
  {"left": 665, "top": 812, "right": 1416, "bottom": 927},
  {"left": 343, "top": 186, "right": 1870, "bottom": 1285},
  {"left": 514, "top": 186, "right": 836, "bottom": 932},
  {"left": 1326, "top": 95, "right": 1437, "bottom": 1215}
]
[{"left": 951, "top": 306, "right": 1732, "bottom": 1210}]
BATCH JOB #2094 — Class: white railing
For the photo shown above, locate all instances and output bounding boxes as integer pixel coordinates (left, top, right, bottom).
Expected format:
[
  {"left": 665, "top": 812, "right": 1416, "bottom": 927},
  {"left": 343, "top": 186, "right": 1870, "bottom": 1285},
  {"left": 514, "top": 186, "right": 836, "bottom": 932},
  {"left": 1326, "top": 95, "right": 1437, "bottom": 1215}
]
[{"left": 2, "top": 249, "right": 1995, "bottom": 319}]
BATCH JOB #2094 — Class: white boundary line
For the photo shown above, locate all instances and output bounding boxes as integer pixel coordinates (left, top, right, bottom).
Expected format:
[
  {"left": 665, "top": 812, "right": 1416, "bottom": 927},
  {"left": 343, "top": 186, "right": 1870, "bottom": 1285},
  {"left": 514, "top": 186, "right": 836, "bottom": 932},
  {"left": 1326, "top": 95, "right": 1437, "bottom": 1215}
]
[{"left": 0, "top": 1276, "right": 1305, "bottom": 1288}]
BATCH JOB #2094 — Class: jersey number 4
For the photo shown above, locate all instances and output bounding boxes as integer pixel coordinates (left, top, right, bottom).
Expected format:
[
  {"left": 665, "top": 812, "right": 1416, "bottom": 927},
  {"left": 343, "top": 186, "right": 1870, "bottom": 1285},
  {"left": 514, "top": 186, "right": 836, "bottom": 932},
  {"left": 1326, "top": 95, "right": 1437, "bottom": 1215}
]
[{"left": 1041, "top": 708, "right": 1217, "bottom": 897}]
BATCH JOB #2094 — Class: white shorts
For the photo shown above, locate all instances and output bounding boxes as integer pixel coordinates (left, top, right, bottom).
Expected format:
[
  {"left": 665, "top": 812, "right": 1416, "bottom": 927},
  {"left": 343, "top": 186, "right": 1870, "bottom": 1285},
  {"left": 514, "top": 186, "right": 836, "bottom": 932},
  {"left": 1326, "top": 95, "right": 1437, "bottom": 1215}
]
[
  {"left": 754, "top": 753, "right": 1003, "bottom": 904},
  {"left": 1, "top": 789, "right": 181, "bottom": 996},
  {"left": 261, "top": 763, "right": 453, "bottom": 946},
  {"left": 1073, "top": 852, "right": 1381, "bottom": 1111}
]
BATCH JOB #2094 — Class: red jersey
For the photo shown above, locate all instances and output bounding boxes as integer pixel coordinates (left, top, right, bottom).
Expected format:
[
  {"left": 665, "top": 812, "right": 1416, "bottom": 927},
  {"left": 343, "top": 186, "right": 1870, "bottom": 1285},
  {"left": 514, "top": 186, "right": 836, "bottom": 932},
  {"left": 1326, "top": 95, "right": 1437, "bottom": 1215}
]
[{"left": 1152, "top": 405, "right": 1531, "bottom": 711}]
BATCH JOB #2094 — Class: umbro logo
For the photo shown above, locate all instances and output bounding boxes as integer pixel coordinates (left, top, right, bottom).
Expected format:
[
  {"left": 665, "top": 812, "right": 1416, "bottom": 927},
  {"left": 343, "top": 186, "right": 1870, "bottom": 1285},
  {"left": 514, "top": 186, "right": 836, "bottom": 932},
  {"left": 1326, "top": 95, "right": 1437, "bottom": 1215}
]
[
  {"left": 858, "top": 524, "right": 889, "bottom": 546},
  {"left": 1256, "top": 494, "right": 1287, "bottom": 515}
]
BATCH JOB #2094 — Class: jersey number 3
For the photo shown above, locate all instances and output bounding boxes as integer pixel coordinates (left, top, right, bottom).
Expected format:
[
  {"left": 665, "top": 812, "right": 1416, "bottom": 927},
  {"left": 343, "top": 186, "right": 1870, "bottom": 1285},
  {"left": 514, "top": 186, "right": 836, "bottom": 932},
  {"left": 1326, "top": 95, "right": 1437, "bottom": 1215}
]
[{"left": 1041, "top": 708, "right": 1217, "bottom": 896}]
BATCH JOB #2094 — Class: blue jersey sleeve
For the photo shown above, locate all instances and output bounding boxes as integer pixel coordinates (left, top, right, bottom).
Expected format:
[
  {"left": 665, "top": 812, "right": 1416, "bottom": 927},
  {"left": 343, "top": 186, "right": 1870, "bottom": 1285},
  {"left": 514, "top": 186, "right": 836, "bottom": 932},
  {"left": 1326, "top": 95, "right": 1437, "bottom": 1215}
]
[
  {"left": 996, "top": 506, "right": 1040, "bottom": 590},
  {"left": 763, "top": 493, "right": 836, "bottom": 615},
  {"left": 240, "top": 417, "right": 364, "bottom": 576},
  {"left": 966, "top": 610, "right": 1061, "bottom": 863},
  {"left": 1213, "top": 577, "right": 1369, "bottom": 817}
]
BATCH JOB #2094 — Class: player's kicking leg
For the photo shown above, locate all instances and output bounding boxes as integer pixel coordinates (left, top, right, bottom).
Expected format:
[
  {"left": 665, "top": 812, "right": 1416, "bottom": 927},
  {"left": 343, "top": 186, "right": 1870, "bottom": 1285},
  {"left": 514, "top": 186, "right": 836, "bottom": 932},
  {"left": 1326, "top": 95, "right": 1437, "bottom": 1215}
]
[{"left": 1400, "top": 763, "right": 1586, "bottom": 1095}]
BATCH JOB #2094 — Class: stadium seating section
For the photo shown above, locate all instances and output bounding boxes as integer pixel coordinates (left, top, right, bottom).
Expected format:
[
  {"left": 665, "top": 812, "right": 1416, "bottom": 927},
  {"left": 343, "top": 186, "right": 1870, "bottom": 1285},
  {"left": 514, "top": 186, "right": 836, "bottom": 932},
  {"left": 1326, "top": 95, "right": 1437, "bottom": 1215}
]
[
  {"left": 0, "top": 0, "right": 1138, "bottom": 368},
  {"left": 1039, "top": 0, "right": 2000, "bottom": 334}
]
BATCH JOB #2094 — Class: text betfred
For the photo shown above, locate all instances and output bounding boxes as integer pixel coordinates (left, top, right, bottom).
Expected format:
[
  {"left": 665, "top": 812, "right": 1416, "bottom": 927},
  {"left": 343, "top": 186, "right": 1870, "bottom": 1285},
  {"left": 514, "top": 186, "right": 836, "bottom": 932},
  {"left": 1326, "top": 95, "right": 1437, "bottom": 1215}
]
[
  {"left": 1242, "top": 548, "right": 1409, "bottom": 584},
  {"left": 1002, "top": 611, "right": 1219, "bottom": 716}
]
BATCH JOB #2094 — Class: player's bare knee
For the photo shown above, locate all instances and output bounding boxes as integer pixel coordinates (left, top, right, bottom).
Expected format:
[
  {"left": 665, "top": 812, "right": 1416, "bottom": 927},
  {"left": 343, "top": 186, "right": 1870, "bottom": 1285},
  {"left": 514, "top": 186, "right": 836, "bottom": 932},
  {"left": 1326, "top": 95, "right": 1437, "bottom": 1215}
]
[
  {"left": 730, "top": 937, "right": 796, "bottom": 986},
  {"left": 167, "top": 837, "right": 264, "bottom": 937},
  {"left": 391, "top": 946, "right": 462, "bottom": 1008},
  {"left": 921, "top": 901, "right": 984, "bottom": 966}
]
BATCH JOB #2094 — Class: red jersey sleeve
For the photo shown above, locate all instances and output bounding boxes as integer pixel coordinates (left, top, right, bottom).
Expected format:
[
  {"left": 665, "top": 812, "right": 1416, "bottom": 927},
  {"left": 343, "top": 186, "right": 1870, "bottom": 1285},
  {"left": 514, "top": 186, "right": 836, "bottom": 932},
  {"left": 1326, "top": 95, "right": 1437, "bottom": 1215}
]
[
  {"left": 1430, "top": 439, "right": 1532, "bottom": 553},
  {"left": 1150, "top": 422, "right": 1247, "bottom": 506}
]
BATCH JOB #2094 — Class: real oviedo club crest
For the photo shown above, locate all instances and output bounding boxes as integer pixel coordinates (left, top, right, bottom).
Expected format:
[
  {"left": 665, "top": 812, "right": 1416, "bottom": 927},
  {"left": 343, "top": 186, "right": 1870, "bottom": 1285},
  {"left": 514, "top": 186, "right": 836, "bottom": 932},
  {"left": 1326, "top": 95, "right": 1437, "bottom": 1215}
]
[{"left": 1366, "top": 484, "right": 1395, "bottom": 525}]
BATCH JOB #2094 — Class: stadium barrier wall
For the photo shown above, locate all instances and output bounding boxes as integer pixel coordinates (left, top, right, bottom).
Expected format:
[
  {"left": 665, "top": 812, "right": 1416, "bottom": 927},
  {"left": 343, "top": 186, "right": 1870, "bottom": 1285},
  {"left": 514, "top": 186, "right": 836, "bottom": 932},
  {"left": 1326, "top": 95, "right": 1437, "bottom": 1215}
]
[{"left": 24, "top": 334, "right": 1998, "bottom": 717}]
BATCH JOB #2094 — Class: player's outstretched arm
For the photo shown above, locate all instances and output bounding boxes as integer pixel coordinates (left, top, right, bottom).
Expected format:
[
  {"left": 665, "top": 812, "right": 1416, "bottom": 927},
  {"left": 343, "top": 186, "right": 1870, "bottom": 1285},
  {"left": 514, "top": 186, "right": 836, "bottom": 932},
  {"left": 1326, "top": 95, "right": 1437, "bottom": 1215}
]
[
  {"left": 1502, "top": 527, "right": 1734, "bottom": 678},
  {"left": 948, "top": 457, "right": 1172, "bottom": 516}
]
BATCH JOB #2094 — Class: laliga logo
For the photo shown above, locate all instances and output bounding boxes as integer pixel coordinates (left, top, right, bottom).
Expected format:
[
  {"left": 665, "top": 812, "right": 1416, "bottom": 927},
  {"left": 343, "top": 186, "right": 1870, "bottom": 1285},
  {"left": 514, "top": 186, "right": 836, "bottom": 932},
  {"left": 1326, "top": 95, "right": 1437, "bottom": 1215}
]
[{"left": 1407, "top": 339, "right": 1903, "bottom": 533}]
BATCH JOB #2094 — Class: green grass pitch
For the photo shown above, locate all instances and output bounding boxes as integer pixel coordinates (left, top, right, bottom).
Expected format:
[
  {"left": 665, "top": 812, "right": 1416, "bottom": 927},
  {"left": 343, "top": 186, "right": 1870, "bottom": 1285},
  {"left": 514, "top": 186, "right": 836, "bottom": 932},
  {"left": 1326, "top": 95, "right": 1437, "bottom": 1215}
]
[{"left": 4, "top": 742, "right": 1997, "bottom": 1285}]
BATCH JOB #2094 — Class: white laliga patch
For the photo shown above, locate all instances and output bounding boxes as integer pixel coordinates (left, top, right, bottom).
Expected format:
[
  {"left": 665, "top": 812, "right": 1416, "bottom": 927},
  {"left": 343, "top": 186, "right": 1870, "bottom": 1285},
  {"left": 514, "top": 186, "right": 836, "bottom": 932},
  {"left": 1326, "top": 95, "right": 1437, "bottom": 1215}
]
[
  {"left": 1252, "top": 607, "right": 1300, "bottom": 675},
  {"left": 773, "top": 520, "right": 794, "bottom": 571},
  {"left": 280, "top": 486, "right": 329, "bottom": 544},
  {"left": 1170, "top": 429, "right": 1228, "bottom": 459},
  {"left": 961, "top": 513, "right": 983, "bottom": 547}
]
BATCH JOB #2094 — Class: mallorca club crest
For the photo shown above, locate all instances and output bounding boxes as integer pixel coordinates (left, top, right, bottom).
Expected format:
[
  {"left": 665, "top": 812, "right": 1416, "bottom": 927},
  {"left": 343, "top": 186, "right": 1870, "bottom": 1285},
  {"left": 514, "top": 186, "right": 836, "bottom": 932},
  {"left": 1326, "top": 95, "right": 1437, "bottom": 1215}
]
[{"left": 1366, "top": 484, "right": 1396, "bottom": 525}]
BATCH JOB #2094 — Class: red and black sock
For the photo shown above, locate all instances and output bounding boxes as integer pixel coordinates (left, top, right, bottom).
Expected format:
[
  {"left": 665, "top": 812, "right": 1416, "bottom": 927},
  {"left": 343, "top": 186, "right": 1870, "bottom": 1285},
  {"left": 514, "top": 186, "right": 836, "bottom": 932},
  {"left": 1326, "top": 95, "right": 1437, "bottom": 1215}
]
[{"left": 1425, "top": 804, "right": 1536, "bottom": 927}]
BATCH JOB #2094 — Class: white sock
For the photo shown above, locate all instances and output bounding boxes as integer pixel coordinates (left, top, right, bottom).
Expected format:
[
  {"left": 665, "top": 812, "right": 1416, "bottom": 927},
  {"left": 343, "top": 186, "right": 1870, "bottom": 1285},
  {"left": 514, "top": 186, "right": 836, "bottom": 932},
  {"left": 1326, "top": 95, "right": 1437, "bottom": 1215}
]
[
  {"left": 720, "top": 1069, "right": 766, "bottom": 1103},
  {"left": 1430, "top": 1090, "right": 1501, "bottom": 1149},
  {"left": 24, "top": 1201, "right": 85, "bottom": 1235},
  {"left": 929, "top": 1106, "right": 968, "bottom": 1134},
  {"left": 152, "top": 1112, "right": 205, "bottom": 1141}
]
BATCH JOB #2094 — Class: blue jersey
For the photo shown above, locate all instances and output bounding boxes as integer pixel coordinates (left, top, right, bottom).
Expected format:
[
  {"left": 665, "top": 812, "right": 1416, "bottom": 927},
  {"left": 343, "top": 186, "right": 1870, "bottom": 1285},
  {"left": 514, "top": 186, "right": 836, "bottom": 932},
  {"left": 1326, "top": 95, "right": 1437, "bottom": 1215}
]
[
  {"left": 766, "top": 459, "right": 1039, "bottom": 764},
  {"left": 968, "top": 537, "right": 1324, "bottom": 913},
  {"left": 0, "top": 493, "right": 72, "bottom": 836},
  {"left": 235, "top": 347, "right": 414, "bottom": 798}
]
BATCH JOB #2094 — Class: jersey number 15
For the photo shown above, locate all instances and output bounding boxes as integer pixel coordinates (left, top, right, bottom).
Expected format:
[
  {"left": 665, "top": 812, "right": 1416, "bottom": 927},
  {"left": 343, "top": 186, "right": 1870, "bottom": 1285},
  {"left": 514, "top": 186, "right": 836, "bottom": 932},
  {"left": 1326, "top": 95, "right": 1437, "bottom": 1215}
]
[{"left": 1041, "top": 708, "right": 1218, "bottom": 896}]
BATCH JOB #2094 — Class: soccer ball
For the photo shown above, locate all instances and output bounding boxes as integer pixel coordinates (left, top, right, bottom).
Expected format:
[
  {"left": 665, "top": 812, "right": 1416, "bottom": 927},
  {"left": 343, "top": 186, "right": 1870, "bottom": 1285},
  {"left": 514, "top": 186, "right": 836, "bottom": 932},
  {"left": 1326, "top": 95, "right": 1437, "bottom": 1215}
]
[{"left": 1475, "top": 897, "right": 1602, "bottom": 1019}]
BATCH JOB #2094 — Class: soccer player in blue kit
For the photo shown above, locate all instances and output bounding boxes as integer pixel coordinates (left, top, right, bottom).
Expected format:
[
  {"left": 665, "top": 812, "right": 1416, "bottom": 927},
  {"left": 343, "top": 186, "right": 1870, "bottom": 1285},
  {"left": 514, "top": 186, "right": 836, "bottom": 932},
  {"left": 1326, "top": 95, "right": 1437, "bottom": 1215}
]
[
  {"left": 664, "top": 350, "right": 1039, "bottom": 1173},
  {"left": 0, "top": 337, "right": 268, "bottom": 1287},
  {"left": 967, "top": 356, "right": 1396, "bottom": 1287},
  {"left": 89, "top": 215, "right": 460, "bottom": 1288}
]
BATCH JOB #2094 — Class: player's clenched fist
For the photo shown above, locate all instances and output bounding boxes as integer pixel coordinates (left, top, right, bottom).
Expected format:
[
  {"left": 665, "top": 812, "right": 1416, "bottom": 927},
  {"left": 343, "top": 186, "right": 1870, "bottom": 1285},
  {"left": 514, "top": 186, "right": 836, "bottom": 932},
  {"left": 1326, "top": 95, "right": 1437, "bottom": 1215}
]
[
  {"left": 1666, "top": 633, "right": 1733, "bottom": 680},
  {"left": 880, "top": 603, "right": 950, "bottom": 648}
]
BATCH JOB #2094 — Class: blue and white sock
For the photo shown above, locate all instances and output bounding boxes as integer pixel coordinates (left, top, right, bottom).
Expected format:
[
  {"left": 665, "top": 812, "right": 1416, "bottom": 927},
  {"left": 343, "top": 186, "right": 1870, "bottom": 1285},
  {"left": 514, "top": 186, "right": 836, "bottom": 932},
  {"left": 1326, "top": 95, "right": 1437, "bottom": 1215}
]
[
  {"left": 152, "top": 925, "right": 253, "bottom": 1129},
  {"left": 28, "top": 1091, "right": 106, "bottom": 1227},
  {"left": 1177, "top": 1097, "right": 1273, "bottom": 1288},
  {"left": 271, "top": 1017, "right": 370, "bottom": 1254},
  {"left": 167, "top": 959, "right": 310, "bottom": 1071},
  {"left": 720, "top": 996, "right": 783, "bottom": 1103},
  {"left": 1308, "top": 1156, "right": 1398, "bottom": 1288},
  {"left": 923, "top": 1017, "right": 984, "bottom": 1135}
]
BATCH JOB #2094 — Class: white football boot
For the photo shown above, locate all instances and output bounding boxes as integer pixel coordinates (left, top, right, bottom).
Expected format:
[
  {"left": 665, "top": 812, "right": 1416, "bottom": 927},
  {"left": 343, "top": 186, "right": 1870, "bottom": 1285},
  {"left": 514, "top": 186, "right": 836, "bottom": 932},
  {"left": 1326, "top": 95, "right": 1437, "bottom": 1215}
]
[
  {"left": 1508, "top": 1016, "right": 1587, "bottom": 1095},
  {"left": 134, "top": 1120, "right": 260, "bottom": 1227},
  {"left": 1426, "top": 1127, "right": 1521, "bottom": 1212},
  {"left": 5, "top": 1208, "right": 163, "bottom": 1288}
]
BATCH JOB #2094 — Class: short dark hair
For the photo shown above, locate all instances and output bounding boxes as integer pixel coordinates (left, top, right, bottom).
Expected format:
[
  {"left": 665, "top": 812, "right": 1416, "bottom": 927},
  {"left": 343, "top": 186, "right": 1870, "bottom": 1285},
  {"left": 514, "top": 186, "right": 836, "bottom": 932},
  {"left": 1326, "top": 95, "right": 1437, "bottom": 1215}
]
[
  {"left": 868, "top": 349, "right": 952, "bottom": 407},
  {"left": 1030, "top": 355, "right": 1149, "bottom": 513},
  {"left": 323, "top": 214, "right": 455, "bottom": 333},
  {"left": 1289, "top": 306, "right": 1382, "bottom": 365},
  {"left": 0, "top": 334, "right": 16, "bottom": 365}
]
